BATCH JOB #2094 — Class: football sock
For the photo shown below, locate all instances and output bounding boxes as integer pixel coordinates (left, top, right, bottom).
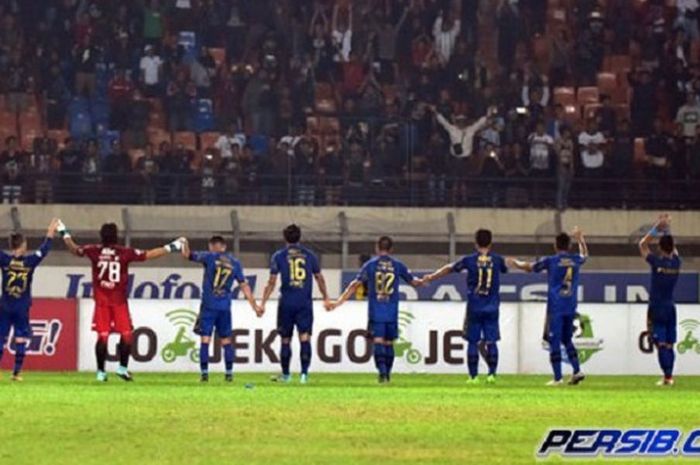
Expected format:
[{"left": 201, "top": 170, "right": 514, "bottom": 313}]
[
  {"left": 95, "top": 337, "right": 108, "bottom": 372},
  {"left": 280, "top": 342, "right": 291, "bottom": 376},
  {"left": 200, "top": 342, "right": 210, "bottom": 374},
  {"left": 564, "top": 341, "right": 580, "bottom": 374},
  {"left": 13, "top": 342, "right": 26, "bottom": 375},
  {"left": 658, "top": 346, "right": 675, "bottom": 378},
  {"left": 300, "top": 341, "right": 311, "bottom": 375},
  {"left": 0, "top": 336, "right": 5, "bottom": 363},
  {"left": 550, "top": 349, "right": 563, "bottom": 381},
  {"left": 223, "top": 343, "right": 234, "bottom": 375},
  {"left": 486, "top": 343, "right": 498, "bottom": 376},
  {"left": 373, "top": 343, "right": 387, "bottom": 377},
  {"left": 118, "top": 337, "right": 132, "bottom": 369},
  {"left": 467, "top": 342, "right": 479, "bottom": 378},
  {"left": 385, "top": 344, "right": 395, "bottom": 375}
]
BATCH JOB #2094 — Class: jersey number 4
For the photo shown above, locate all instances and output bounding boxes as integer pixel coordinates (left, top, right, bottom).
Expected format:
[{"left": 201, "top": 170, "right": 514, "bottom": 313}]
[{"left": 97, "top": 261, "right": 121, "bottom": 282}]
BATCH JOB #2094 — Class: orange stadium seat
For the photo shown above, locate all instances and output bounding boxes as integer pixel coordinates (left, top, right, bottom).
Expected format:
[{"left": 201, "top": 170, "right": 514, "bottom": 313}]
[
  {"left": 583, "top": 103, "right": 602, "bottom": 120},
  {"left": 597, "top": 72, "right": 617, "bottom": 95},
  {"left": 209, "top": 48, "right": 226, "bottom": 67},
  {"left": 47, "top": 129, "right": 69, "bottom": 147},
  {"left": 577, "top": 86, "right": 599, "bottom": 105},
  {"left": 148, "top": 128, "right": 172, "bottom": 148},
  {"left": 173, "top": 131, "right": 196, "bottom": 150},
  {"left": 199, "top": 131, "right": 220, "bottom": 151},
  {"left": 634, "top": 137, "right": 647, "bottom": 164},
  {"left": 553, "top": 87, "right": 576, "bottom": 106}
]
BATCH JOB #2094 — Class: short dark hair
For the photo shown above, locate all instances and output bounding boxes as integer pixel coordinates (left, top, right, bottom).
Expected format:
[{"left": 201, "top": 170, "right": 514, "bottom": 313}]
[
  {"left": 209, "top": 235, "right": 226, "bottom": 246},
  {"left": 100, "top": 223, "right": 118, "bottom": 246},
  {"left": 377, "top": 236, "right": 393, "bottom": 252},
  {"left": 555, "top": 233, "right": 571, "bottom": 251},
  {"left": 475, "top": 229, "right": 492, "bottom": 248},
  {"left": 283, "top": 224, "right": 301, "bottom": 244},
  {"left": 659, "top": 235, "right": 675, "bottom": 254},
  {"left": 9, "top": 233, "right": 24, "bottom": 250}
]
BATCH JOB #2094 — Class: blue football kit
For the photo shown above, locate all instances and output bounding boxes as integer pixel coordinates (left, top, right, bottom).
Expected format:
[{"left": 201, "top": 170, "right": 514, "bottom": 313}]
[
  {"left": 0, "top": 239, "right": 52, "bottom": 339},
  {"left": 355, "top": 255, "right": 414, "bottom": 340},
  {"left": 452, "top": 252, "right": 508, "bottom": 343},
  {"left": 533, "top": 251, "right": 586, "bottom": 381},
  {"left": 190, "top": 251, "right": 245, "bottom": 338},
  {"left": 646, "top": 253, "right": 681, "bottom": 344},
  {"left": 270, "top": 244, "right": 320, "bottom": 338}
]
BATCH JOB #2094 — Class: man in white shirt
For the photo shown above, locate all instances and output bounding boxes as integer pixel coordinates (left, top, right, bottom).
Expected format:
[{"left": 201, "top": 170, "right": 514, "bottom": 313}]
[
  {"left": 578, "top": 119, "right": 606, "bottom": 177},
  {"left": 675, "top": 92, "right": 700, "bottom": 138},
  {"left": 139, "top": 45, "right": 163, "bottom": 97},
  {"left": 433, "top": 11, "right": 461, "bottom": 65},
  {"left": 432, "top": 106, "right": 496, "bottom": 158},
  {"left": 215, "top": 123, "right": 247, "bottom": 159},
  {"left": 676, "top": 0, "right": 699, "bottom": 40},
  {"left": 528, "top": 120, "right": 554, "bottom": 174}
]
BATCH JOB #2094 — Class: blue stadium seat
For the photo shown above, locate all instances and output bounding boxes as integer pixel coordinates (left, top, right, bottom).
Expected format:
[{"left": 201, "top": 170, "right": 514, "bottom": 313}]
[
  {"left": 90, "top": 99, "right": 111, "bottom": 127},
  {"left": 178, "top": 31, "right": 197, "bottom": 62},
  {"left": 98, "top": 129, "right": 120, "bottom": 157},
  {"left": 67, "top": 96, "right": 90, "bottom": 118},
  {"left": 248, "top": 134, "right": 269, "bottom": 156},
  {"left": 191, "top": 99, "right": 215, "bottom": 133},
  {"left": 69, "top": 111, "right": 93, "bottom": 140}
]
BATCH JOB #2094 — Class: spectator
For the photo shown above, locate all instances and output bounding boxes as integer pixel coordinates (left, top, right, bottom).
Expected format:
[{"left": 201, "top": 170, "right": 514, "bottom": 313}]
[
  {"left": 215, "top": 123, "right": 247, "bottom": 160},
  {"left": 137, "top": 144, "right": 159, "bottom": 205},
  {"left": 45, "top": 65, "right": 70, "bottom": 130},
  {"left": 597, "top": 94, "right": 618, "bottom": 138},
  {"left": 644, "top": 118, "right": 672, "bottom": 180},
  {"left": 81, "top": 140, "right": 102, "bottom": 195},
  {"left": 549, "top": 29, "right": 572, "bottom": 86},
  {"left": 31, "top": 136, "right": 56, "bottom": 204},
  {"left": 611, "top": 119, "right": 635, "bottom": 178},
  {"left": 331, "top": 3, "right": 353, "bottom": 63},
  {"left": 103, "top": 140, "right": 133, "bottom": 203},
  {"left": 166, "top": 70, "right": 196, "bottom": 131},
  {"left": 555, "top": 126, "right": 575, "bottom": 210},
  {"left": 675, "top": 92, "right": 700, "bottom": 139},
  {"left": 139, "top": 44, "right": 163, "bottom": 97},
  {"left": 0, "top": 137, "right": 25, "bottom": 204},
  {"left": 6, "top": 50, "right": 29, "bottom": 114},
  {"left": 675, "top": 0, "right": 700, "bottom": 41},
  {"left": 200, "top": 150, "right": 218, "bottom": 205},
  {"left": 73, "top": 36, "right": 98, "bottom": 97},
  {"left": 528, "top": 120, "right": 554, "bottom": 175},
  {"left": 433, "top": 10, "right": 461, "bottom": 65},
  {"left": 497, "top": 1, "right": 520, "bottom": 74},
  {"left": 578, "top": 119, "right": 606, "bottom": 177},
  {"left": 143, "top": 0, "right": 164, "bottom": 44},
  {"left": 294, "top": 137, "right": 317, "bottom": 205},
  {"left": 629, "top": 68, "right": 658, "bottom": 136},
  {"left": 319, "top": 143, "right": 343, "bottom": 205},
  {"left": 432, "top": 106, "right": 495, "bottom": 158},
  {"left": 108, "top": 69, "right": 136, "bottom": 131}
]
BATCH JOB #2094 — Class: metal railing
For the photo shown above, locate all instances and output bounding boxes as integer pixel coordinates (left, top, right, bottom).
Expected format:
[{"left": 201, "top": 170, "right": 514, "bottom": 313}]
[{"left": 1, "top": 172, "right": 698, "bottom": 209}]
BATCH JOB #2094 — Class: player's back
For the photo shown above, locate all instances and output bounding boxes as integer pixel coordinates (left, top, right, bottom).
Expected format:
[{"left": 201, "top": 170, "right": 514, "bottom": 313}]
[
  {"left": 0, "top": 249, "right": 48, "bottom": 308},
  {"left": 193, "top": 251, "right": 244, "bottom": 311},
  {"left": 80, "top": 244, "right": 146, "bottom": 304},
  {"left": 647, "top": 253, "right": 681, "bottom": 309},
  {"left": 455, "top": 251, "right": 507, "bottom": 313},
  {"left": 271, "top": 244, "right": 319, "bottom": 308},
  {"left": 358, "top": 255, "right": 412, "bottom": 323},
  {"left": 536, "top": 252, "right": 586, "bottom": 314}
]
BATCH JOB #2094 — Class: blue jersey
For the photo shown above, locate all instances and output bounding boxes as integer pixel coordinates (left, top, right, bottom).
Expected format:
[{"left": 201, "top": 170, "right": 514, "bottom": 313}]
[
  {"left": 453, "top": 252, "right": 507, "bottom": 313},
  {"left": 270, "top": 245, "right": 320, "bottom": 309},
  {"left": 0, "top": 239, "right": 52, "bottom": 310},
  {"left": 646, "top": 253, "right": 681, "bottom": 311},
  {"left": 533, "top": 252, "right": 586, "bottom": 315},
  {"left": 356, "top": 255, "right": 414, "bottom": 323},
  {"left": 190, "top": 251, "right": 246, "bottom": 311}
]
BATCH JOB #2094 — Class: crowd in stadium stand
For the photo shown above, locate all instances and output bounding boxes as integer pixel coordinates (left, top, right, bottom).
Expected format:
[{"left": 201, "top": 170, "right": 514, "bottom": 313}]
[{"left": 0, "top": 0, "right": 699, "bottom": 207}]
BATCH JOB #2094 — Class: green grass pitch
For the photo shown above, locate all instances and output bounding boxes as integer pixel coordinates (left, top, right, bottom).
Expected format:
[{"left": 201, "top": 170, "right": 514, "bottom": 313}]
[{"left": 1, "top": 373, "right": 699, "bottom": 465}]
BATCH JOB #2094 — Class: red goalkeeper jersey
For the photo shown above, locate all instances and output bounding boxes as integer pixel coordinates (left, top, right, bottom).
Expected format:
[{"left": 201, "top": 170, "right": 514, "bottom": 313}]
[{"left": 78, "top": 244, "right": 147, "bottom": 305}]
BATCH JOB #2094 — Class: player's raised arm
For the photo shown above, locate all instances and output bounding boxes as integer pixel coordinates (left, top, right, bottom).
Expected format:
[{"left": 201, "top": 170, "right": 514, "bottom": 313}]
[
  {"left": 57, "top": 219, "right": 81, "bottom": 255},
  {"left": 144, "top": 237, "right": 186, "bottom": 260},
  {"left": 639, "top": 215, "right": 666, "bottom": 259},
  {"left": 572, "top": 226, "right": 589, "bottom": 258}
]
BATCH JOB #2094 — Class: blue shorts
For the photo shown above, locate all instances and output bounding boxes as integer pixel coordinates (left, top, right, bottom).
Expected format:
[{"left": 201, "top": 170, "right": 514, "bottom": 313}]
[
  {"left": 0, "top": 306, "right": 32, "bottom": 340},
  {"left": 277, "top": 304, "right": 313, "bottom": 339},
  {"left": 367, "top": 321, "right": 399, "bottom": 341},
  {"left": 463, "top": 309, "right": 500, "bottom": 343},
  {"left": 545, "top": 313, "right": 576, "bottom": 348},
  {"left": 648, "top": 306, "right": 677, "bottom": 345},
  {"left": 194, "top": 306, "right": 232, "bottom": 339}
]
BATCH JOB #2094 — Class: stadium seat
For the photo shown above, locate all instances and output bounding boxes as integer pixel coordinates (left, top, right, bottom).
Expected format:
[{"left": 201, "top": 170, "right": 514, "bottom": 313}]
[
  {"left": 149, "top": 110, "right": 167, "bottom": 129},
  {"left": 98, "top": 130, "right": 121, "bottom": 156},
  {"left": 67, "top": 96, "right": 90, "bottom": 117},
  {"left": 192, "top": 99, "right": 215, "bottom": 133},
  {"left": 553, "top": 87, "right": 576, "bottom": 106},
  {"left": 209, "top": 48, "right": 226, "bottom": 67},
  {"left": 199, "top": 131, "right": 220, "bottom": 151},
  {"left": 614, "top": 104, "right": 630, "bottom": 120},
  {"left": 319, "top": 117, "right": 340, "bottom": 135},
  {"left": 315, "top": 83, "right": 334, "bottom": 100},
  {"left": 610, "top": 55, "right": 631, "bottom": 72},
  {"left": 148, "top": 128, "right": 172, "bottom": 148},
  {"left": 583, "top": 103, "right": 602, "bottom": 120},
  {"left": 173, "top": 131, "right": 196, "bottom": 150},
  {"left": 315, "top": 98, "right": 337, "bottom": 114},
  {"left": 562, "top": 104, "right": 580, "bottom": 125},
  {"left": 90, "top": 99, "right": 111, "bottom": 127},
  {"left": 69, "top": 111, "right": 93, "bottom": 140},
  {"left": 597, "top": 72, "right": 617, "bottom": 95},
  {"left": 577, "top": 87, "right": 599, "bottom": 105},
  {"left": 19, "top": 111, "right": 42, "bottom": 137},
  {"left": 248, "top": 133, "right": 269, "bottom": 155},
  {"left": 47, "top": 129, "right": 69, "bottom": 147},
  {"left": 20, "top": 129, "right": 41, "bottom": 151}
]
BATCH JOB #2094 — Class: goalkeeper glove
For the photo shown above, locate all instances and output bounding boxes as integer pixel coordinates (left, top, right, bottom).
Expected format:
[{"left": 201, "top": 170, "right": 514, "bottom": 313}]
[
  {"left": 164, "top": 238, "right": 184, "bottom": 253},
  {"left": 57, "top": 220, "right": 71, "bottom": 239}
]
